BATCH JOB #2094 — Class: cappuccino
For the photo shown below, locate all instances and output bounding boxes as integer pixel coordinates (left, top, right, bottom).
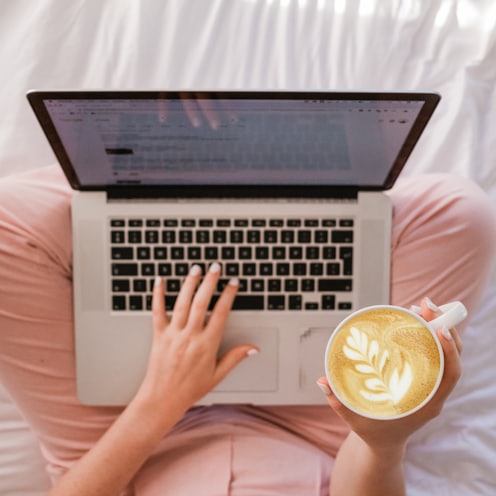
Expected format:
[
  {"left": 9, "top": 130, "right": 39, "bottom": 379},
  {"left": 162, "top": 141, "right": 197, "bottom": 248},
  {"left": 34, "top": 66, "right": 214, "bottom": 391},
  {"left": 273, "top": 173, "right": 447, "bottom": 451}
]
[{"left": 326, "top": 307, "right": 442, "bottom": 419}]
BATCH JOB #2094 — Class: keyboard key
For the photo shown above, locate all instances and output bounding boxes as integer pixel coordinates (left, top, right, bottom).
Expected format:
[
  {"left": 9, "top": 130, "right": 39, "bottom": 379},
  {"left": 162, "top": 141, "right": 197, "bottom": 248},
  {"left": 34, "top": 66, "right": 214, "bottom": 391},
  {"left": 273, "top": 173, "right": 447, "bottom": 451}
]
[
  {"left": 196, "top": 230, "right": 210, "bottom": 243},
  {"left": 112, "top": 279, "right": 130, "bottom": 292},
  {"left": 167, "top": 279, "right": 181, "bottom": 293},
  {"left": 171, "top": 247, "right": 185, "bottom": 259},
  {"left": 158, "top": 263, "right": 172, "bottom": 276},
  {"left": 285, "top": 279, "right": 298, "bottom": 292},
  {"left": 314, "top": 230, "right": 328, "bottom": 243},
  {"left": 247, "top": 230, "right": 261, "bottom": 243},
  {"left": 331, "top": 230, "right": 354, "bottom": 243},
  {"left": 154, "top": 247, "right": 167, "bottom": 259},
  {"left": 318, "top": 279, "right": 353, "bottom": 292},
  {"left": 289, "top": 295, "right": 302, "bottom": 310},
  {"left": 242, "top": 263, "right": 256, "bottom": 276},
  {"left": 110, "top": 219, "right": 125, "bottom": 227},
  {"left": 264, "top": 230, "right": 278, "bottom": 243},
  {"left": 111, "top": 231, "right": 125, "bottom": 244},
  {"left": 129, "top": 295, "right": 143, "bottom": 310},
  {"left": 112, "top": 263, "right": 138, "bottom": 276},
  {"left": 268, "top": 295, "right": 285, "bottom": 310},
  {"left": 340, "top": 247, "right": 353, "bottom": 275},
  {"left": 251, "top": 279, "right": 265, "bottom": 292},
  {"left": 188, "top": 247, "right": 201, "bottom": 260},
  {"left": 175, "top": 264, "right": 189, "bottom": 276},
  {"left": 281, "top": 230, "right": 295, "bottom": 243},
  {"left": 238, "top": 246, "right": 252, "bottom": 259},
  {"left": 128, "top": 219, "right": 143, "bottom": 227},
  {"left": 111, "top": 247, "right": 133, "bottom": 260},
  {"left": 221, "top": 246, "right": 235, "bottom": 259},
  {"left": 182, "top": 219, "right": 196, "bottom": 227},
  {"left": 133, "top": 279, "right": 147, "bottom": 292},
  {"left": 112, "top": 295, "right": 126, "bottom": 310},
  {"left": 162, "top": 230, "right": 176, "bottom": 243},
  {"left": 272, "top": 246, "right": 286, "bottom": 259},
  {"left": 128, "top": 231, "right": 142, "bottom": 243},
  {"left": 137, "top": 247, "right": 151, "bottom": 259},
  {"left": 298, "top": 231, "right": 311, "bottom": 243},
  {"left": 322, "top": 294, "right": 336, "bottom": 310},
  {"left": 205, "top": 246, "right": 219, "bottom": 260},
  {"left": 255, "top": 247, "right": 269, "bottom": 259},
  {"left": 305, "top": 302, "right": 319, "bottom": 310},
  {"left": 145, "top": 231, "right": 159, "bottom": 243},
  {"left": 232, "top": 295, "right": 264, "bottom": 310},
  {"left": 179, "top": 231, "right": 193, "bottom": 243},
  {"left": 141, "top": 263, "right": 155, "bottom": 276}
]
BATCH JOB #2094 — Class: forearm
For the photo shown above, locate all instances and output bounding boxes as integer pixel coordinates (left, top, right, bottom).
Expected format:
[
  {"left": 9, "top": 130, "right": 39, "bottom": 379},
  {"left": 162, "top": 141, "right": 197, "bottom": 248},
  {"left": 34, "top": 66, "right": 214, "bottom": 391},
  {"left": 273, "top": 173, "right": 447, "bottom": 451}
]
[
  {"left": 330, "top": 431, "right": 406, "bottom": 496},
  {"left": 47, "top": 396, "right": 185, "bottom": 496}
]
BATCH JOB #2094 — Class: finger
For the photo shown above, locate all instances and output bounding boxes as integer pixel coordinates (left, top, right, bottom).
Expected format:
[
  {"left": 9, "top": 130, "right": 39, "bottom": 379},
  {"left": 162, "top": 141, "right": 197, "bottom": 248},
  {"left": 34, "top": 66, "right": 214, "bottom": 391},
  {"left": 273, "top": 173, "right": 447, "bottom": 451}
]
[
  {"left": 197, "top": 93, "right": 220, "bottom": 129},
  {"left": 448, "top": 326, "right": 463, "bottom": 355},
  {"left": 213, "top": 345, "right": 259, "bottom": 385},
  {"left": 434, "top": 326, "right": 462, "bottom": 401},
  {"left": 186, "top": 262, "right": 222, "bottom": 329},
  {"left": 419, "top": 296, "right": 440, "bottom": 321},
  {"left": 170, "top": 264, "right": 202, "bottom": 328},
  {"left": 203, "top": 277, "right": 239, "bottom": 343},
  {"left": 180, "top": 92, "right": 202, "bottom": 128},
  {"left": 152, "top": 276, "right": 168, "bottom": 332},
  {"left": 157, "top": 94, "right": 168, "bottom": 123},
  {"left": 316, "top": 377, "right": 358, "bottom": 421}
]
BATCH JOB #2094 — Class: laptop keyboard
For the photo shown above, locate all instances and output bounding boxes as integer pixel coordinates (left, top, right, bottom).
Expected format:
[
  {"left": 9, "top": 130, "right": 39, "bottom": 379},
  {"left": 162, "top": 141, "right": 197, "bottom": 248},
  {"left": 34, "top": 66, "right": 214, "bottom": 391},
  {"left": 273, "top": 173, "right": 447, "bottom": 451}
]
[{"left": 110, "top": 217, "right": 354, "bottom": 312}]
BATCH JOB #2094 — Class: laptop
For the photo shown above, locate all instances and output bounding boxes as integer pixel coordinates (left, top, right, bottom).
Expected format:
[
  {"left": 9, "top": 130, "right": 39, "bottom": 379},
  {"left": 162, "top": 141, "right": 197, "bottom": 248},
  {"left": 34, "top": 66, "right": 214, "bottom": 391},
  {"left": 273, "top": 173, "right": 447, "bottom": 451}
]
[{"left": 27, "top": 90, "right": 440, "bottom": 406}]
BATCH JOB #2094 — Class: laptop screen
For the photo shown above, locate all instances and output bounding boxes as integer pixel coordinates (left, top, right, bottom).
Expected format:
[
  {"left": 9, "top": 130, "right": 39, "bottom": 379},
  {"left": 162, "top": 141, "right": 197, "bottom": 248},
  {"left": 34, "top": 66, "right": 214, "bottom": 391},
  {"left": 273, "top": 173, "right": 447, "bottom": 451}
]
[{"left": 27, "top": 91, "right": 440, "bottom": 194}]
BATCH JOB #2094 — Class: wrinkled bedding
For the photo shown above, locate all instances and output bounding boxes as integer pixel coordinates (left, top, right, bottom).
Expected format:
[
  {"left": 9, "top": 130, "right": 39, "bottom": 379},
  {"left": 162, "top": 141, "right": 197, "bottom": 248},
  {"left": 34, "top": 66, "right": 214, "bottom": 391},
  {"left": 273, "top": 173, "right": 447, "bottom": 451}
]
[{"left": 1, "top": 1, "right": 495, "bottom": 494}]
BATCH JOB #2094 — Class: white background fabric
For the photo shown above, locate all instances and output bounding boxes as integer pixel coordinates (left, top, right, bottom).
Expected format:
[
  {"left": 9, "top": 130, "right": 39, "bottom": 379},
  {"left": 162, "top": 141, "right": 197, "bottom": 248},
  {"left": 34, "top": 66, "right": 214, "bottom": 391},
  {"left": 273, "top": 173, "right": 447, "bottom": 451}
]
[{"left": 1, "top": 0, "right": 495, "bottom": 494}]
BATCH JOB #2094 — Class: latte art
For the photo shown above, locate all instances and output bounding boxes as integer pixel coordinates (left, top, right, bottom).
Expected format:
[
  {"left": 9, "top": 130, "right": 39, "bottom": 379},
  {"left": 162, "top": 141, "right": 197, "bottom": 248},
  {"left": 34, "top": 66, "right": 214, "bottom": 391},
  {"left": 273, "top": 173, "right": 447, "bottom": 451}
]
[{"left": 327, "top": 309, "right": 442, "bottom": 418}]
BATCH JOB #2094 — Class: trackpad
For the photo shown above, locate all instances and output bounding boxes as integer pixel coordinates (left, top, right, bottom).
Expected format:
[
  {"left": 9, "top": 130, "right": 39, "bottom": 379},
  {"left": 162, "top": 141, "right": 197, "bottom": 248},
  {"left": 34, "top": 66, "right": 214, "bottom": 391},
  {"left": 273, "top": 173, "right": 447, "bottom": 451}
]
[{"left": 214, "top": 327, "right": 278, "bottom": 392}]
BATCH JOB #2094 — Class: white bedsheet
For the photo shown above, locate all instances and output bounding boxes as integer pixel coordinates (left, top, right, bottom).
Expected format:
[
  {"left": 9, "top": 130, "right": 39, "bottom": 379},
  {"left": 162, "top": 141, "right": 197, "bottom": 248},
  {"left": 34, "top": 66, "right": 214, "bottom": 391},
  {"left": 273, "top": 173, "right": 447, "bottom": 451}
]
[{"left": 1, "top": 1, "right": 495, "bottom": 494}]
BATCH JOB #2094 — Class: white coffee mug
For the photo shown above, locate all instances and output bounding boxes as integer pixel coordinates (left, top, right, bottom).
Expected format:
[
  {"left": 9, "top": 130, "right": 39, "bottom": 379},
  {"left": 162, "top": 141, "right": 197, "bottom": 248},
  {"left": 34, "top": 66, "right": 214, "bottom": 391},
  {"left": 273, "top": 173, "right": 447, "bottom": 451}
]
[{"left": 325, "top": 301, "right": 467, "bottom": 420}]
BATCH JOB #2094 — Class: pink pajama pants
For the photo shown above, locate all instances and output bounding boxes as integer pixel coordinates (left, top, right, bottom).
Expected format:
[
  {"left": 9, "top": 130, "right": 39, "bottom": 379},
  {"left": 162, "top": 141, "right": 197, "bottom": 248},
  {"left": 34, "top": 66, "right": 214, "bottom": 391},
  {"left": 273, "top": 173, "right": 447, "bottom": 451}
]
[{"left": 1, "top": 165, "right": 495, "bottom": 495}]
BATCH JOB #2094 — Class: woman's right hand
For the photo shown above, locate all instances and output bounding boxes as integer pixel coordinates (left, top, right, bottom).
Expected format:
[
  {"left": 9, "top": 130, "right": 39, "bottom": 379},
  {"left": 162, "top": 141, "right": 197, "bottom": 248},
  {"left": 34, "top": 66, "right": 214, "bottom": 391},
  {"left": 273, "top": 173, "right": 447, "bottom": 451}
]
[{"left": 134, "top": 263, "right": 257, "bottom": 424}]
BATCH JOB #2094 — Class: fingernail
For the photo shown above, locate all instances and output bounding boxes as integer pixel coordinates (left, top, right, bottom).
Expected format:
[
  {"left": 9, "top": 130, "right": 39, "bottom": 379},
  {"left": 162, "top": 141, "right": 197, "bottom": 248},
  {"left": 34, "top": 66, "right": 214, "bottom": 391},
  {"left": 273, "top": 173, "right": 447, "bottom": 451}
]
[
  {"left": 209, "top": 262, "right": 221, "bottom": 273},
  {"left": 410, "top": 305, "right": 423, "bottom": 315},
  {"left": 425, "top": 297, "right": 440, "bottom": 312},
  {"left": 441, "top": 325, "right": 452, "bottom": 341},
  {"left": 228, "top": 277, "right": 239, "bottom": 287},
  {"left": 247, "top": 348, "right": 259, "bottom": 357},
  {"left": 154, "top": 276, "right": 162, "bottom": 288},
  {"left": 189, "top": 264, "right": 202, "bottom": 276},
  {"left": 316, "top": 381, "right": 331, "bottom": 396}
]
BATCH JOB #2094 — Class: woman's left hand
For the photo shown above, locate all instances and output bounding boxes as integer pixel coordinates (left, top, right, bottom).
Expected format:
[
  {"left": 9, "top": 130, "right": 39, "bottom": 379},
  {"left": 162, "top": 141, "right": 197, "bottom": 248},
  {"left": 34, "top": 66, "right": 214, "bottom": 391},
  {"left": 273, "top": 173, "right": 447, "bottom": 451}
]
[{"left": 317, "top": 297, "right": 463, "bottom": 452}]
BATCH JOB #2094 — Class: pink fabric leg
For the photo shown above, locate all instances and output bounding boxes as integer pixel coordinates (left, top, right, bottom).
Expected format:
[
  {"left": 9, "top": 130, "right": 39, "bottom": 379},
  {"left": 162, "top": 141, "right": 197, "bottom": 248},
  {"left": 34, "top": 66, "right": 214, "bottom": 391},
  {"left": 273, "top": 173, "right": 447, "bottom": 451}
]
[
  {"left": 1, "top": 167, "right": 495, "bottom": 494},
  {"left": 0, "top": 166, "right": 124, "bottom": 484}
]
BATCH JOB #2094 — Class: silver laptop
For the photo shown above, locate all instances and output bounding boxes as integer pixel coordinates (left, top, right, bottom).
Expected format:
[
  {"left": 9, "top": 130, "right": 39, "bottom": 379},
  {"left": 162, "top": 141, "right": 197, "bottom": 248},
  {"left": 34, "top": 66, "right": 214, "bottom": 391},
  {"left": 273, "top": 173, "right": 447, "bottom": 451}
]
[{"left": 27, "top": 90, "right": 440, "bottom": 406}]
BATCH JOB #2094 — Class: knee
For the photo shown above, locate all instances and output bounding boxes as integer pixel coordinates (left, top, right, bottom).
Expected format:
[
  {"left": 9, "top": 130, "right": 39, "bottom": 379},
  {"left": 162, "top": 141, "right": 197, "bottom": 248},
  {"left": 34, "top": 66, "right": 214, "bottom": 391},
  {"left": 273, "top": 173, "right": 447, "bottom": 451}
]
[{"left": 427, "top": 173, "right": 496, "bottom": 254}]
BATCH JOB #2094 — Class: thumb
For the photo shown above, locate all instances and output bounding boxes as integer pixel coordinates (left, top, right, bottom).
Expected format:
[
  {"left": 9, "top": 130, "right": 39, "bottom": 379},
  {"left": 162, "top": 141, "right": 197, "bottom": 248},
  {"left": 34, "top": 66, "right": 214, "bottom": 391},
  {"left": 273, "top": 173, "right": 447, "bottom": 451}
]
[{"left": 213, "top": 345, "right": 259, "bottom": 385}]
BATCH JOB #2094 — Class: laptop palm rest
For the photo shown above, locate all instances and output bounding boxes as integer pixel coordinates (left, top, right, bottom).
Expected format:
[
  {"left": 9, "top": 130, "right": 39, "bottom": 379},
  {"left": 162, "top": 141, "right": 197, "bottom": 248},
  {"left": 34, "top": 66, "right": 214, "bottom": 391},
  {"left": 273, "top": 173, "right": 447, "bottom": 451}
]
[{"left": 214, "top": 327, "right": 279, "bottom": 392}]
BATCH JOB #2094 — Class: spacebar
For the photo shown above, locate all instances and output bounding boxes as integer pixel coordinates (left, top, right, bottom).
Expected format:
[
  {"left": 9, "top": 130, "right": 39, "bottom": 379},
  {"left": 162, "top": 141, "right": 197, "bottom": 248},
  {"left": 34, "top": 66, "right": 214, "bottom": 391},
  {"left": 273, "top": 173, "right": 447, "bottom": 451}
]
[{"left": 232, "top": 295, "right": 264, "bottom": 310}]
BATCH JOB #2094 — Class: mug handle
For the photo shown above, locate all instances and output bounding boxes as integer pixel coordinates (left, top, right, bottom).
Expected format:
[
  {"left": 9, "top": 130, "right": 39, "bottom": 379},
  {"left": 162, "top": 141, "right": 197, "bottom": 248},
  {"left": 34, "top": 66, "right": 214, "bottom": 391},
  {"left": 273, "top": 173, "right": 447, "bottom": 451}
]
[{"left": 429, "top": 301, "right": 468, "bottom": 331}]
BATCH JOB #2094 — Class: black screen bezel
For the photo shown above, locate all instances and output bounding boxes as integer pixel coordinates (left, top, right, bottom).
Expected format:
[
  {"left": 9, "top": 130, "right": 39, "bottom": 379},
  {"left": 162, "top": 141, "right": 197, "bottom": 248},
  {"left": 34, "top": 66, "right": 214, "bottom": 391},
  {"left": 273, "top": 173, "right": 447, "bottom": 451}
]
[{"left": 27, "top": 90, "right": 440, "bottom": 198}]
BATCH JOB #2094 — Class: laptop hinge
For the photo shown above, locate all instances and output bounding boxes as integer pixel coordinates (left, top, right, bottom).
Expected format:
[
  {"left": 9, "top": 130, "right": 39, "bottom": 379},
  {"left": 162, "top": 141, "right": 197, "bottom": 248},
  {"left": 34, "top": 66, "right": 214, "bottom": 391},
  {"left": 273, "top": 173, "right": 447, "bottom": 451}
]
[{"left": 105, "top": 185, "right": 360, "bottom": 200}]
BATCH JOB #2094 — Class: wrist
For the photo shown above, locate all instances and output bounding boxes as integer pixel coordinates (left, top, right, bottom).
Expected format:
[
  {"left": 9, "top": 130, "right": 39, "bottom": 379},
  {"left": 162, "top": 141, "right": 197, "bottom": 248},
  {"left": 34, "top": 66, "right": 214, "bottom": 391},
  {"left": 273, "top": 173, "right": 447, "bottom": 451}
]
[
  {"left": 352, "top": 432, "right": 407, "bottom": 469},
  {"left": 128, "top": 388, "right": 187, "bottom": 440}
]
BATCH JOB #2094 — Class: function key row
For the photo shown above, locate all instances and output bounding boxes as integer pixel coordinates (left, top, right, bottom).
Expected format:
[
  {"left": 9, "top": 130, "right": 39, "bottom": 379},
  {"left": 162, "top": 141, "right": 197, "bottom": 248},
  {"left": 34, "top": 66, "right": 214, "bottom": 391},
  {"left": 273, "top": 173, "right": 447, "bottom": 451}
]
[{"left": 110, "top": 218, "right": 354, "bottom": 228}]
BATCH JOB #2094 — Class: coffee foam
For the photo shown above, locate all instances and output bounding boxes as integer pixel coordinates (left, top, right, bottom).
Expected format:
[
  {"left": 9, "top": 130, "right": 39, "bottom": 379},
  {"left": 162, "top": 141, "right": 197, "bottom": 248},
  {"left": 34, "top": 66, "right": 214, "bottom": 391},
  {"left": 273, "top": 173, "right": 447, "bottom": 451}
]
[{"left": 327, "top": 308, "right": 441, "bottom": 418}]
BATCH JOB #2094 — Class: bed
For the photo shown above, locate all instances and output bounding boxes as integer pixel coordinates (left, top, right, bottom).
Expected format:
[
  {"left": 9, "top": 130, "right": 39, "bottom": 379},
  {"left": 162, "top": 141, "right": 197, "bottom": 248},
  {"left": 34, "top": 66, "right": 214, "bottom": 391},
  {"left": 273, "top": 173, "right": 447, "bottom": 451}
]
[{"left": 1, "top": 1, "right": 495, "bottom": 494}]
